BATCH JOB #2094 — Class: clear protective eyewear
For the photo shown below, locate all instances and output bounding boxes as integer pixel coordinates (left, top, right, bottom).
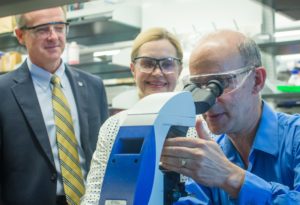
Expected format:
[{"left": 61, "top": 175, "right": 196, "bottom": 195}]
[
  {"left": 133, "top": 56, "right": 182, "bottom": 74},
  {"left": 20, "top": 21, "right": 69, "bottom": 38},
  {"left": 189, "top": 66, "right": 256, "bottom": 95}
]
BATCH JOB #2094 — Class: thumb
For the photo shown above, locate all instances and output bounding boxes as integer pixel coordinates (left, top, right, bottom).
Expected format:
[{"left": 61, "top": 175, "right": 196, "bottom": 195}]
[{"left": 195, "top": 116, "right": 212, "bottom": 141}]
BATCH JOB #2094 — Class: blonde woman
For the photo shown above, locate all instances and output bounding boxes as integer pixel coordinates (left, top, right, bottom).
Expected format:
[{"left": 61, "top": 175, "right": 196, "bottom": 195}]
[{"left": 81, "top": 27, "right": 187, "bottom": 204}]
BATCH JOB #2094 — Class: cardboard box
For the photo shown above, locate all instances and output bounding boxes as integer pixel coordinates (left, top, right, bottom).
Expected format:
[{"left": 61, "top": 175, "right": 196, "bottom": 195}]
[
  {"left": 1, "top": 52, "right": 22, "bottom": 72},
  {"left": 0, "top": 16, "right": 16, "bottom": 34}
]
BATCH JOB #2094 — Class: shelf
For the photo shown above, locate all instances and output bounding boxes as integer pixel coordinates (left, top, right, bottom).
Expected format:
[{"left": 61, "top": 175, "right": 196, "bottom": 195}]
[
  {"left": 74, "top": 61, "right": 133, "bottom": 82},
  {"left": 253, "top": 0, "right": 300, "bottom": 20},
  {"left": 0, "top": 20, "right": 140, "bottom": 51},
  {"left": 262, "top": 92, "right": 300, "bottom": 110},
  {"left": 0, "top": 18, "right": 140, "bottom": 52},
  {"left": 0, "top": 32, "right": 21, "bottom": 52},
  {"left": 1, "top": 61, "right": 134, "bottom": 85},
  {"left": 258, "top": 39, "right": 300, "bottom": 55},
  {"left": 67, "top": 18, "right": 140, "bottom": 46},
  {"left": 1, "top": 60, "right": 133, "bottom": 82},
  {"left": 103, "top": 77, "right": 135, "bottom": 86},
  {"left": 0, "top": 71, "right": 8, "bottom": 75},
  {"left": 0, "top": 0, "right": 90, "bottom": 18},
  {"left": 262, "top": 92, "right": 300, "bottom": 99},
  {"left": 0, "top": 0, "right": 139, "bottom": 88}
]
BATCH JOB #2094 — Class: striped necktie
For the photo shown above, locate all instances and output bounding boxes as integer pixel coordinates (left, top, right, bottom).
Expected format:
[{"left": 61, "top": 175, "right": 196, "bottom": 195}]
[{"left": 51, "top": 75, "right": 85, "bottom": 205}]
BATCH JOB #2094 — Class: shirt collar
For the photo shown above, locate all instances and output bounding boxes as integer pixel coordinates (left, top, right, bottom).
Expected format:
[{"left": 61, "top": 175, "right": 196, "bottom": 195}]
[
  {"left": 218, "top": 101, "right": 279, "bottom": 159},
  {"left": 27, "top": 58, "right": 67, "bottom": 90},
  {"left": 252, "top": 101, "right": 278, "bottom": 156}
]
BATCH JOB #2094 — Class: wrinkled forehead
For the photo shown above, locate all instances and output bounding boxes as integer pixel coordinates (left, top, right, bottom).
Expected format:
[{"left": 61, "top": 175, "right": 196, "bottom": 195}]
[
  {"left": 24, "top": 7, "right": 65, "bottom": 26},
  {"left": 189, "top": 40, "right": 244, "bottom": 75},
  {"left": 189, "top": 59, "right": 223, "bottom": 75}
]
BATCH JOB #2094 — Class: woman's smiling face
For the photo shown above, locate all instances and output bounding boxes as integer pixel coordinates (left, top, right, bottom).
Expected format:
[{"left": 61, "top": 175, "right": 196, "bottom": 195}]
[{"left": 130, "top": 39, "right": 182, "bottom": 98}]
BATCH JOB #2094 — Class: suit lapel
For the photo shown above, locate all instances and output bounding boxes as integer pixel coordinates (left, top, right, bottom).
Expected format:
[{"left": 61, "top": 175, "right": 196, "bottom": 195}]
[
  {"left": 11, "top": 64, "right": 55, "bottom": 168},
  {"left": 65, "top": 66, "right": 90, "bottom": 168}
]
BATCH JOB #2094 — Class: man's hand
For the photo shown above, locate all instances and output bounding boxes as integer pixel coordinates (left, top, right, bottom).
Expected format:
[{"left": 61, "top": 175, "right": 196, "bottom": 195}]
[{"left": 160, "top": 118, "right": 245, "bottom": 198}]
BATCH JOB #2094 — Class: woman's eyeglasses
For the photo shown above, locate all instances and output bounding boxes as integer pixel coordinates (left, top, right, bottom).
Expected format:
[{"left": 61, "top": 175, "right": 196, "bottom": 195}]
[{"left": 133, "top": 56, "right": 182, "bottom": 74}]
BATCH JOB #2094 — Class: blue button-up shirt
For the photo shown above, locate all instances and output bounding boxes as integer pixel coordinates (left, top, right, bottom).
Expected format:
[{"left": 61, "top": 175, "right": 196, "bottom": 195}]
[{"left": 176, "top": 101, "right": 300, "bottom": 204}]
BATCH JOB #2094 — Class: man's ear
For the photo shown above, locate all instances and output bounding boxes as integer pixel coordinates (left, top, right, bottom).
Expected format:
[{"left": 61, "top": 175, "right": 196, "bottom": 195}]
[
  {"left": 14, "top": 28, "right": 25, "bottom": 45},
  {"left": 253, "top": 67, "right": 266, "bottom": 94}
]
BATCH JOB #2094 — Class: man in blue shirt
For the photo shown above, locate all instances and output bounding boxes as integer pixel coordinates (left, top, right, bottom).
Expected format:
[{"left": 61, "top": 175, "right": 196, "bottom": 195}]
[{"left": 161, "top": 29, "right": 300, "bottom": 204}]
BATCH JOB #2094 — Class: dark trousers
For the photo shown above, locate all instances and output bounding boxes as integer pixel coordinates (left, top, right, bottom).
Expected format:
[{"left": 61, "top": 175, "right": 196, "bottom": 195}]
[{"left": 56, "top": 195, "right": 67, "bottom": 205}]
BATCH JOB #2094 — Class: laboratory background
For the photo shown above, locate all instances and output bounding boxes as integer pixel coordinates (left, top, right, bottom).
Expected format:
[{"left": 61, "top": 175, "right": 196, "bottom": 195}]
[{"left": 0, "top": 0, "right": 299, "bottom": 115}]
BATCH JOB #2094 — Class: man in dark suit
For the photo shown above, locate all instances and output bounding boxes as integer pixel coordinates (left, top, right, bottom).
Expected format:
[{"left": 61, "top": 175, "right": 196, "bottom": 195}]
[{"left": 0, "top": 6, "right": 109, "bottom": 205}]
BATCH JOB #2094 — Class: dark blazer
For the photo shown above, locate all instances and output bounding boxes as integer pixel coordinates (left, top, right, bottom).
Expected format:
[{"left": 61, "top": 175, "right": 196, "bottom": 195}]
[{"left": 0, "top": 61, "right": 109, "bottom": 205}]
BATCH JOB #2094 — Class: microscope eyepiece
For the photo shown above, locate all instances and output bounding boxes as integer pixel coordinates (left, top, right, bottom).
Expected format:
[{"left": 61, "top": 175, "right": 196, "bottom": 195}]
[
  {"left": 184, "top": 79, "right": 224, "bottom": 114},
  {"left": 206, "top": 80, "right": 224, "bottom": 97}
]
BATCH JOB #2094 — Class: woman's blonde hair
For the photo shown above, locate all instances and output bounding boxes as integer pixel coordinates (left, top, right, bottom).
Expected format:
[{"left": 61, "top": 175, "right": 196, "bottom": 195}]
[{"left": 131, "top": 27, "right": 183, "bottom": 61}]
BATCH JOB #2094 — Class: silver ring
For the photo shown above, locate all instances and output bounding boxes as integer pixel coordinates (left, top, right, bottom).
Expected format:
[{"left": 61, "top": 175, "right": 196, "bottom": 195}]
[{"left": 181, "top": 159, "right": 187, "bottom": 168}]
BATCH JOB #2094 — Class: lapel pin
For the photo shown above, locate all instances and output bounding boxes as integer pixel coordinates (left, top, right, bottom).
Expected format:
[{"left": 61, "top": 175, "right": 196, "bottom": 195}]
[{"left": 78, "top": 81, "right": 83, "bottom": 86}]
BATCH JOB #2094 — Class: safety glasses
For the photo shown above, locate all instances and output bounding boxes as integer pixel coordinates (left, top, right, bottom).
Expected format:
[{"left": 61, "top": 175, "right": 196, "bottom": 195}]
[
  {"left": 133, "top": 56, "right": 182, "bottom": 74},
  {"left": 20, "top": 21, "right": 69, "bottom": 38},
  {"left": 189, "top": 66, "right": 256, "bottom": 95}
]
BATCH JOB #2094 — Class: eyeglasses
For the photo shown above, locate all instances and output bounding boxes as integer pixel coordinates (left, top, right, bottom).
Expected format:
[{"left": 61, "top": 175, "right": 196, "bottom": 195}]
[
  {"left": 133, "top": 56, "right": 182, "bottom": 74},
  {"left": 20, "top": 21, "right": 69, "bottom": 38},
  {"left": 189, "top": 66, "right": 256, "bottom": 95}
]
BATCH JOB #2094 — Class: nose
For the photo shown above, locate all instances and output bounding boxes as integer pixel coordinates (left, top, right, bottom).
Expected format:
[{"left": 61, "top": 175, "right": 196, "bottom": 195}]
[
  {"left": 151, "top": 63, "right": 164, "bottom": 75},
  {"left": 47, "top": 26, "right": 59, "bottom": 39}
]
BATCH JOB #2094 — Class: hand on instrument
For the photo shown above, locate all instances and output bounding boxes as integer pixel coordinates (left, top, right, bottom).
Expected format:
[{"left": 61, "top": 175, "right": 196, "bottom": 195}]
[{"left": 160, "top": 118, "right": 245, "bottom": 198}]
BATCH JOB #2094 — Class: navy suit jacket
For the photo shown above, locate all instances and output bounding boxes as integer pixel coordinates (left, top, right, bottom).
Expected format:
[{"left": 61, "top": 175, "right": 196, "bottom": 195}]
[{"left": 0, "top": 61, "right": 109, "bottom": 205}]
